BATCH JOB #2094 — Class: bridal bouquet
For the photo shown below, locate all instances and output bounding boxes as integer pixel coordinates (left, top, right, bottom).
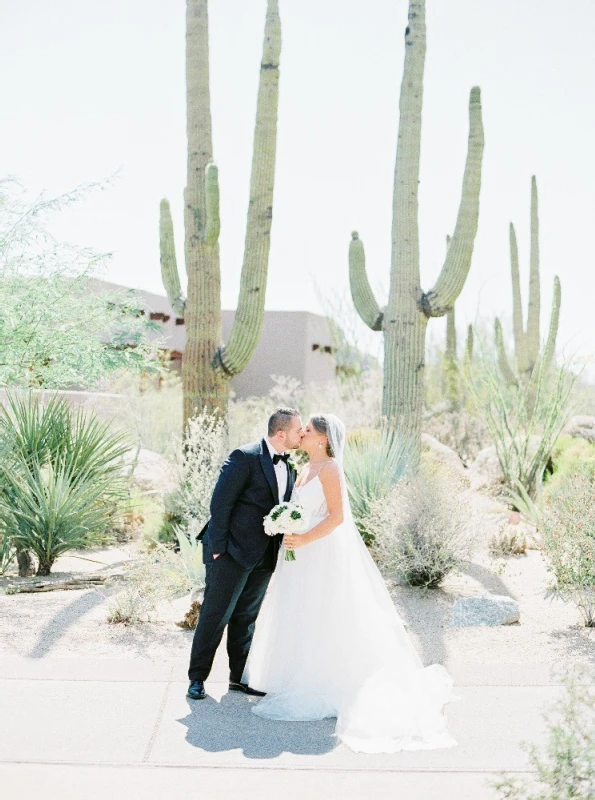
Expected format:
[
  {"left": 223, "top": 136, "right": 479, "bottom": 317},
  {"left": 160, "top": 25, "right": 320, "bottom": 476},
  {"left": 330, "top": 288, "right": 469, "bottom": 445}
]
[{"left": 263, "top": 502, "right": 310, "bottom": 562}]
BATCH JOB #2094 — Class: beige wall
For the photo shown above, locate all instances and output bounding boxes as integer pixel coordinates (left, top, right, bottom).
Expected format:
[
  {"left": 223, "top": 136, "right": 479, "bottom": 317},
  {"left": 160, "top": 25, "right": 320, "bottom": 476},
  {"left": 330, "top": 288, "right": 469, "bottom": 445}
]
[{"left": 89, "top": 281, "right": 337, "bottom": 398}]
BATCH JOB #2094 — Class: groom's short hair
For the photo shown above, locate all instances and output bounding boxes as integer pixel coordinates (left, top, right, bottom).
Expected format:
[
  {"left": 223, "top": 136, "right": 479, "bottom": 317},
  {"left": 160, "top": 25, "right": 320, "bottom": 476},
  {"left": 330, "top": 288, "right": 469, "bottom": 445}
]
[{"left": 268, "top": 407, "right": 300, "bottom": 437}]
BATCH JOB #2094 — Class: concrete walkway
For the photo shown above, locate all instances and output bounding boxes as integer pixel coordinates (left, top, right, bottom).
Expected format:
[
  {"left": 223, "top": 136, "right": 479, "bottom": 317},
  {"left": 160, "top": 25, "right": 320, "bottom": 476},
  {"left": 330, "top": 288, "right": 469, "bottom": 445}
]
[{"left": 0, "top": 650, "right": 554, "bottom": 799}]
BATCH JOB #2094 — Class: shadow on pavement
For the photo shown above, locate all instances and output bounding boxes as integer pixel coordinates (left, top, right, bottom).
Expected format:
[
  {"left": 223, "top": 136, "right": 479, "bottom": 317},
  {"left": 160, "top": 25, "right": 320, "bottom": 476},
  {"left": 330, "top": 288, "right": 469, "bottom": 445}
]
[
  {"left": 27, "top": 591, "right": 105, "bottom": 658},
  {"left": 179, "top": 690, "right": 337, "bottom": 759}
]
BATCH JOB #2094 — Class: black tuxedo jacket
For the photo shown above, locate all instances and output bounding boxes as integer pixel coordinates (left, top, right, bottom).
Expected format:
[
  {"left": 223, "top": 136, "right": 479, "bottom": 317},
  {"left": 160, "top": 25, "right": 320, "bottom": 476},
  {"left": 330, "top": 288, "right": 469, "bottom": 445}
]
[{"left": 201, "top": 439, "right": 297, "bottom": 569}]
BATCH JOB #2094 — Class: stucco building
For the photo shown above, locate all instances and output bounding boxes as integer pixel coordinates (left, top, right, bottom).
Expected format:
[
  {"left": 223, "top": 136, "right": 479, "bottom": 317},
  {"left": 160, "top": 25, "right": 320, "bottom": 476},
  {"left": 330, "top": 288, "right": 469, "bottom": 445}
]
[{"left": 92, "top": 280, "right": 337, "bottom": 397}]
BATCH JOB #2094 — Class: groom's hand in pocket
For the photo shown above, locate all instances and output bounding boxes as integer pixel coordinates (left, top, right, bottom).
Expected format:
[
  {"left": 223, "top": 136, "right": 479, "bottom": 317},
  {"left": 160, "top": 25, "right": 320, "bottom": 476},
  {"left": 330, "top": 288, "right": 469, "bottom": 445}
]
[{"left": 213, "top": 554, "right": 221, "bottom": 560}]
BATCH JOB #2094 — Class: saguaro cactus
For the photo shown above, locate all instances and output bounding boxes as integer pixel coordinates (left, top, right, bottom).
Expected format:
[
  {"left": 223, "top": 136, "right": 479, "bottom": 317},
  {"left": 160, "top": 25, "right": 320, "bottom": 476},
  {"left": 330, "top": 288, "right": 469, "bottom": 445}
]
[
  {"left": 349, "top": 0, "right": 484, "bottom": 441},
  {"left": 495, "top": 176, "right": 561, "bottom": 385},
  {"left": 160, "top": 0, "right": 281, "bottom": 420}
]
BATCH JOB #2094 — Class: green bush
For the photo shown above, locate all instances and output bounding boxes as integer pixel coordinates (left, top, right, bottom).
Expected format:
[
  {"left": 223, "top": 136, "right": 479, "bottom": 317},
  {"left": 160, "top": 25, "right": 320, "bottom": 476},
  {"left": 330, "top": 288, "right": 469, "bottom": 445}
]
[
  {"left": 343, "top": 427, "right": 414, "bottom": 544},
  {"left": 542, "top": 463, "right": 595, "bottom": 627},
  {"left": 0, "top": 393, "right": 130, "bottom": 575},
  {"left": 492, "top": 665, "right": 595, "bottom": 799},
  {"left": 545, "top": 435, "right": 595, "bottom": 494}
]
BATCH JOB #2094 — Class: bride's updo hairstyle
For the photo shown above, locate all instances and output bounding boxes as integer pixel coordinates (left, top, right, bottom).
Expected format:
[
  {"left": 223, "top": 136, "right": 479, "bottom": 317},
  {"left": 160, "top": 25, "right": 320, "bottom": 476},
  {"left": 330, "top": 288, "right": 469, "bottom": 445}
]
[{"left": 310, "top": 415, "right": 343, "bottom": 458}]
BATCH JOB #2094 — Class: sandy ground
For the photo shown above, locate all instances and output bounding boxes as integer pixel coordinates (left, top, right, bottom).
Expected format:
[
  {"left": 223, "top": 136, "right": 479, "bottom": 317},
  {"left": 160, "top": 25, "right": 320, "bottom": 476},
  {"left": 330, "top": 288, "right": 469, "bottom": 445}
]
[{"left": 1, "top": 516, "right": 593, "bottom": 671}]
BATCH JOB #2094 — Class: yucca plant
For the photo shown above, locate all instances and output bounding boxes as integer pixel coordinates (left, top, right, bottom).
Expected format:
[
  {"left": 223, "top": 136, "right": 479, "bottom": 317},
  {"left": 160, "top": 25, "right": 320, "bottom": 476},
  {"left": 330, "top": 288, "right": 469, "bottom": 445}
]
[
  {"left": 0, "top": 392, "right": 130, "bottom": 575},
  {"left": 343, "top": 427, "right": 414, "bottom": 543}
]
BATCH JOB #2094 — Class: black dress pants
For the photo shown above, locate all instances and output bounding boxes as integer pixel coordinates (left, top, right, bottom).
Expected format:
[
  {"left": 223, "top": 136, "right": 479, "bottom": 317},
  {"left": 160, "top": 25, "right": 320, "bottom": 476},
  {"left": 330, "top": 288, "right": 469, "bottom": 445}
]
[{"left": 188, "top": 540, "right": 275, "bottom": 683}]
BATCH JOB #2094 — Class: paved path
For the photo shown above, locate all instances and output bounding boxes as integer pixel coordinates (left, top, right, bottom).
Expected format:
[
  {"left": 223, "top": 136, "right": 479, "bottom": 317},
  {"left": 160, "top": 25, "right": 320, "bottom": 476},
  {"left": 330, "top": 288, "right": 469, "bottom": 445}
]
[{"left": 0, "top": 649, "right": 554, "bottom": 799}]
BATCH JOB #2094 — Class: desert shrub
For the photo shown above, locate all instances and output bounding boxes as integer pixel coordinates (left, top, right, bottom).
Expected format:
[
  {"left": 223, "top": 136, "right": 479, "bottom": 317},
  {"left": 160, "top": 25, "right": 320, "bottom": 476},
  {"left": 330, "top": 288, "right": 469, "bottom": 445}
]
[
  {"left": 106, "top": 530, "right": 204, "bottom": 625},
  {"left": 343, "top": 427, "right": 414, "bottom": 543},
  {"left": 542, "top": 463, "right": 595, "bottom": 627},
  {"left": 492, "top": 665, "right": 595, "bottom": 799},
  {"left": 465, "top": 351, "right": 575, "bottom": 497},
  {"left": 369, "top": 468, "right": 475, "bottom": 588},
  {"left": 0, "top": 392, "right": 129, "bottom": 575},
  {"left": 162, "top": 410, "right": 228, "bottom": 537}
]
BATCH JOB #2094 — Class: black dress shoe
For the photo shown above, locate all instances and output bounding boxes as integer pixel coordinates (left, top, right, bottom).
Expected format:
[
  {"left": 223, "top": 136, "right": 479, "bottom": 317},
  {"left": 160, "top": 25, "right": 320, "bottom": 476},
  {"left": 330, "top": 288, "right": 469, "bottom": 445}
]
[
  {"left": 229, "top": 680, "right": 266, "bottom": 697},
  {"left": 187, "top": 680, "right": 206, "bottom": 700}
]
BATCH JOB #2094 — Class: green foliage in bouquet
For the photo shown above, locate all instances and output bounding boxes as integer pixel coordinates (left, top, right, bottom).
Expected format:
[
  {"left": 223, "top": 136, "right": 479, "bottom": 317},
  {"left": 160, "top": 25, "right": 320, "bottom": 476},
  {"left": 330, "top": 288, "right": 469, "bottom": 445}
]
[{"left": 0, "top": 393, "right": 130, "bottom": 575}]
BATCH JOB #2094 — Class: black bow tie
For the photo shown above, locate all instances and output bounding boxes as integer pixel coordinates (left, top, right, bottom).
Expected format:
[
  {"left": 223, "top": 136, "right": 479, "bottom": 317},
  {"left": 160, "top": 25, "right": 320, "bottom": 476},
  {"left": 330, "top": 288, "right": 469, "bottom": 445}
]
[{"left": 272, "top": 452, "right": 290, "bottom": 465}]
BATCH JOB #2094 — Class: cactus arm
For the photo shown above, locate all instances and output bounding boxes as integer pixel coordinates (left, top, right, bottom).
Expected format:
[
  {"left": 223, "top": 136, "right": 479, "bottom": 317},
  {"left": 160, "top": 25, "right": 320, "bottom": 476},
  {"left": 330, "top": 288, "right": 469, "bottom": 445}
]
[
  {"left": 204, "top": 162, "right": 220, "bottom": 246},
  {"left": 542, "top": 276, "right": 561, "bottom": 370},
  {"left": 422, "top": 86, "right": 484, "bottom": 317},
  {"left": 526, "top": 175, "right": 541, "bottom": 369},
  {"left": 509, "top": 221, "right": 528, "bottom": 374},
  {"left": 348, "top": 232, "right": 384, "bottom": 331},
  {"left": 159, "top": 199, "right": 186, "bottom": 317},
  {"left": 495, "top": 317, "right": 518, "bottom": 386},
  {"left": 464, "top": 323, "right": 474, "bottom": 363},
  {"left": 216, "top": 0, "right": 281, "bottom": 376}
]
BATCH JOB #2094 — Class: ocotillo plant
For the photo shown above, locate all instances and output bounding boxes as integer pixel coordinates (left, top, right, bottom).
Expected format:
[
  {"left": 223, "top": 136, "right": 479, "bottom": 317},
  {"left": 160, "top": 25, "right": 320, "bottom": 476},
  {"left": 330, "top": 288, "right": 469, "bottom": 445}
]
[
  {"left": 160, "top": 0, "right": 281, "bottom": 420},
  {"left": 349, "top": 0, "right": 484, "bottom": 443},
  {"left": 495, "top": 176, "right": 561, "bottom": 386}
]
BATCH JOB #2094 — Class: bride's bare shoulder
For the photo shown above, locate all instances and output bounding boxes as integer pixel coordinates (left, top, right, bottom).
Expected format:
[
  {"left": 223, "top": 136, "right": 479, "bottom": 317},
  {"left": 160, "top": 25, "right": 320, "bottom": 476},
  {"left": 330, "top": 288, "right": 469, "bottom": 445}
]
[{"left": 318, "top": 460, "right": 341, "bottom": 484}]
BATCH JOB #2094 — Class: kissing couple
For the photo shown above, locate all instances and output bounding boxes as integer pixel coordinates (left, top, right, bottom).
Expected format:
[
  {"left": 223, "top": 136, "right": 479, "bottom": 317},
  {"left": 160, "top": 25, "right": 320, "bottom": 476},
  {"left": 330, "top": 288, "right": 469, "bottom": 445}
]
[{"left": 187, "top": 408, "right": 457, "bottom": 754}]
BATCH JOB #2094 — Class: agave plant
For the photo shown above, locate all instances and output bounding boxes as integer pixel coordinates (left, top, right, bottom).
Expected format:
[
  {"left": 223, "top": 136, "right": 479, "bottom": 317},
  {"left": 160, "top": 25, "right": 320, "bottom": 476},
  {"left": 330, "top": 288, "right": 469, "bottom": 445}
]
[
  {"left": 0, "top": 532, "right": 14, "bottom": 575},
  {"left": 0, "top": 392, "right": 130, "bottom": 575},
  {"left": 174, "top": 520, "right": 205, "bottom": 601},
  {"left": 343, "top": 427, "right": 414, "bottom": 543}
]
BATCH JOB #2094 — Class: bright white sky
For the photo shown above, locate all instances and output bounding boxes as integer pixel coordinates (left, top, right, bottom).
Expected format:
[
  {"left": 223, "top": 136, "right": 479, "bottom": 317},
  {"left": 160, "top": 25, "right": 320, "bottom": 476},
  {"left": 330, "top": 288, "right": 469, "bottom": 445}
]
[{"left": 1, "top": 0, "right": 593, "bottom": 368}]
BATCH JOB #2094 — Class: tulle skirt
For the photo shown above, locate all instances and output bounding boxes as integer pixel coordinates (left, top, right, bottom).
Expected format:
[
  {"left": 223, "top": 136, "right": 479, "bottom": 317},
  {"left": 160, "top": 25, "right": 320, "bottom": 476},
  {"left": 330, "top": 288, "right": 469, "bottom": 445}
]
[{"left": 243, "top": 517, "right": 457, "bottom": 754}]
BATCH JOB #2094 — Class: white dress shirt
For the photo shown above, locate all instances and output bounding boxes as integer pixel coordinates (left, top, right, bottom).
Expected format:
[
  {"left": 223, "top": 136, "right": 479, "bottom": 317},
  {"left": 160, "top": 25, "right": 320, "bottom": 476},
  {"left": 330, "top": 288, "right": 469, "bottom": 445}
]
[{"left": 265, "top": 437, "right": 288, "bottom": 501}]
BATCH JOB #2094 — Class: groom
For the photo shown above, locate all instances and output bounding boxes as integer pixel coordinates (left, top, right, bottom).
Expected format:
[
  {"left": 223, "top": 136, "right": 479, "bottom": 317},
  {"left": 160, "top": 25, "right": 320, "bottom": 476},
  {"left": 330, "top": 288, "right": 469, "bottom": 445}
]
[{"left": 187, "top": 407, "right": 304, "bottom": 700}]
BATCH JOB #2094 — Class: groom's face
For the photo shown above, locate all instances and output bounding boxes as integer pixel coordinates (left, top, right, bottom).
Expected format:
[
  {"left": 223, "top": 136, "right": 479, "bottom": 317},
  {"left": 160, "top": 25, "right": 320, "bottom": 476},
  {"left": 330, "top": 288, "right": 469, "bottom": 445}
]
[{"left": 282, "top": 416, "right": 304, "bottom": 450}]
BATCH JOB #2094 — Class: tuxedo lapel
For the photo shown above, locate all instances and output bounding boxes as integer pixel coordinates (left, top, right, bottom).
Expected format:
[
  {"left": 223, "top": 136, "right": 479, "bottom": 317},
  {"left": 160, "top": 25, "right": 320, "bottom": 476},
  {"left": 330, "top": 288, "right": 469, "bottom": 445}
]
[
  {"left": 284, "top": 462, "right": 296, "bottom": 502},
  {"left": 259, "top": 439, "right": 279, "bottom": 504}
]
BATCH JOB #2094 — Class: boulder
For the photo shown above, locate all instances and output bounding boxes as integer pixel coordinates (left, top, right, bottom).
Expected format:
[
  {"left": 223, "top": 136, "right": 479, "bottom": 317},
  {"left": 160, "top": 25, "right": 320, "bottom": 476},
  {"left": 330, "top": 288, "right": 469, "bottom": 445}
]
[
  {"left": 563, "top": 415, "right": 595, "bottom": 444},
  {"left": 468, "top": 446, "right": 503, "bottom": 489},
  {"left": 121, "top": 448, "right": 176, "bottom": 494},
  {"left": 421, "top": 433, "right": 468, "bottom": 479},
  {"left": 450, "top": 594, "right": 520, "bottom": 627}
]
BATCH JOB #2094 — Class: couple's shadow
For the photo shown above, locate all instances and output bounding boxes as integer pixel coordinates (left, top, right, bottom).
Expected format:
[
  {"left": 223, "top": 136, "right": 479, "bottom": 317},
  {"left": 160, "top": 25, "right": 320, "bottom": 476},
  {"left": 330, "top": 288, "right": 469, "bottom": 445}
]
[{"left": 179, "top": 689, "right": 337, "bottom": 759}]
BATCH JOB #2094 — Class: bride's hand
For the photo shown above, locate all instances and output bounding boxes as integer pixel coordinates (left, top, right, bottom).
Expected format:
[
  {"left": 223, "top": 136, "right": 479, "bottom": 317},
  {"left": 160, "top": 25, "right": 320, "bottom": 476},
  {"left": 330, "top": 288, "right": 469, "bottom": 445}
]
[{"left": 284, "top": 533, "right": 308, "bottom": 551}]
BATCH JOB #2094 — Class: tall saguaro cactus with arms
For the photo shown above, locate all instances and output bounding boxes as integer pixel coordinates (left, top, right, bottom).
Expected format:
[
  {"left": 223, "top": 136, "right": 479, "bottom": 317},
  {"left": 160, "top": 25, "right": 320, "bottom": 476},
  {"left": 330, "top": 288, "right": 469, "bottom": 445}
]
[
  {"left": 160, "top": 0, "right": 281, "bottom": 421},
  {"left": 494, "top": 176, "right": 561, "bottom": 386},
  {"left": 349, "top": 0, "right": 484, "bottom": 443}
]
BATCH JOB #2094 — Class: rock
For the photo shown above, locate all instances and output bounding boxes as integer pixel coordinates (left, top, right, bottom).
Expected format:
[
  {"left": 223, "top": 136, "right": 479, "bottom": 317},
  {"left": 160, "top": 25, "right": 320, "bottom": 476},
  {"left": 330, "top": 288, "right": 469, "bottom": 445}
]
[
  {"left": 450, "top": 594, "right": 520, "bottom": 627},
  {"left": 421, "top": 433, "right": 468, "bottom": 479},
  {"left": 468, "top": 446, "right": 504, "bottom": 489},
  {"left": 121, "top": 448, "right": 176, "bottom": 493},
  {"left": 563, "top": 415, "right": 595, "bottom": 444}
]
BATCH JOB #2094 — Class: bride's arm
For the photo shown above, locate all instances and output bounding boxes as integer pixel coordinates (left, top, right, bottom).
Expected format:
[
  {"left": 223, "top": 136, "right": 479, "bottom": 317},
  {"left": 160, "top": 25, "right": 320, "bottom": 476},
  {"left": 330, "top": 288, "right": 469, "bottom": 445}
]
[{"left": 284, "top": 463, "right": 344, "bottom": 551}]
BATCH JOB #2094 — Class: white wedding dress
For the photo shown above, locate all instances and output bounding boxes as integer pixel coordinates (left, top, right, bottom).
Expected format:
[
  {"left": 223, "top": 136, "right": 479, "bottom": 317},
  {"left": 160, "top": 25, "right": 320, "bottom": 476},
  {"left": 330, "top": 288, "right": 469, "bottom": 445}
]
[{"left": 243, "top": 455, "right": 458, "bottom": 754}]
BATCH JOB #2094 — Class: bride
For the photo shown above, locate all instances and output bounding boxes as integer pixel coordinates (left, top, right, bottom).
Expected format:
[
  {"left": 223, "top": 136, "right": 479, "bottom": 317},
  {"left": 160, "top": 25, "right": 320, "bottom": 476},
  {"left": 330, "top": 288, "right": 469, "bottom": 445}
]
[{"left": 242, "top": 413, "right": 457, "bottom": 754}]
